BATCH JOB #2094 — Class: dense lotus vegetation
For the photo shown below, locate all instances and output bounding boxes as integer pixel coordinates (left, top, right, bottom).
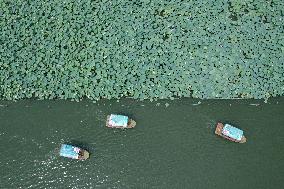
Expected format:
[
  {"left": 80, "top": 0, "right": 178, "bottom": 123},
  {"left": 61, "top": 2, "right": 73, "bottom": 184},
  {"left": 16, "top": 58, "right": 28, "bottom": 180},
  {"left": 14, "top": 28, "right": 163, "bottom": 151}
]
[{"left": 0, "top": 0, "right": 283, "bottom": 101}]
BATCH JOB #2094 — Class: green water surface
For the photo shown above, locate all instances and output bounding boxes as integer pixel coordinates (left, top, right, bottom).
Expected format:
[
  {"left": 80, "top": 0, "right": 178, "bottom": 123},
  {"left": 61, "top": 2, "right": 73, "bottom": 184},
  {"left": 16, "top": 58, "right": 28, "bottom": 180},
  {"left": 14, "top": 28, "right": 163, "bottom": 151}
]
[{"left": 0, "top": 98, "right": 283, "bottom": 189}]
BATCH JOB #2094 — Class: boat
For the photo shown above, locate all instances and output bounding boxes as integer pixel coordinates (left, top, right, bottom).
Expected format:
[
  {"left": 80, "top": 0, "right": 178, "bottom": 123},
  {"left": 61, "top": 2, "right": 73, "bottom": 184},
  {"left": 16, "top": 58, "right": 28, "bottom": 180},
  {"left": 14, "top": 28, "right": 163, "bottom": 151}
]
[
  {"left": 215, "top": 122, "right": 247, "bottom": 143},
  {"left": 106, "top": 114, "right": 136, "bottom": 128},
  {"left": 59, "top": 144, "right": 90, "bottom": 160}
]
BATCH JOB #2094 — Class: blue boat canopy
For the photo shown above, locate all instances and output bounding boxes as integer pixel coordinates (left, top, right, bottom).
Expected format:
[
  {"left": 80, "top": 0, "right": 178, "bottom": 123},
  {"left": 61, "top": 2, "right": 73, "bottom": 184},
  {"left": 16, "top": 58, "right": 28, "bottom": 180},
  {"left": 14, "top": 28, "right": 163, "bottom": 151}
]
[
  {"left": 109, "top": 114, "right": 128, "bottom": 127},
  {"left": 60, "top": 144, "right": 79, "bottom": 159},
  {"left": 222, "top": 124, "right": 244, "bottom": 141}
]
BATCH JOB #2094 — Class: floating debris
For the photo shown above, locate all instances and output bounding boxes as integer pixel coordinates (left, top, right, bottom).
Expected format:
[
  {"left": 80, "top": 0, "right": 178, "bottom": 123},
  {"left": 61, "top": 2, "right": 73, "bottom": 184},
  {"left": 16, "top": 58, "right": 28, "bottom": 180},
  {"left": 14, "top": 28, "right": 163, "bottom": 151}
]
[
  {"left": 165, "top": 103, "right": 169, "bottom": 107},
  {"left": 192, "top": 101, "right": 201, "bottom": 106},
  {"left": 249, "top": 103, "right": 260, "bottom": 106},
  {"left": 264, "top": 99, "right": 268, "bottom": 103}
]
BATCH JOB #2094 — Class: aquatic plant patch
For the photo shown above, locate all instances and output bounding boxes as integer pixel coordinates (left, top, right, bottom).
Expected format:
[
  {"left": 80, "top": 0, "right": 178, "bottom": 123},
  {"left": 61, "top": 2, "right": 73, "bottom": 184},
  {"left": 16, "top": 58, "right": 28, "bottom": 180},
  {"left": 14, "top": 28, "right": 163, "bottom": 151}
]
[{"left": 0, "top": 0, "right": 283, "bottom": 100}]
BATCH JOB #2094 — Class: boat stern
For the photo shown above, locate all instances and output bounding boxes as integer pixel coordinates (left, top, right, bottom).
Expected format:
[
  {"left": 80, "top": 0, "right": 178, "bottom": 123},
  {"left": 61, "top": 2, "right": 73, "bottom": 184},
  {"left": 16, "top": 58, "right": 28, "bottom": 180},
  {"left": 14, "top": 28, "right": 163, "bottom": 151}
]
[
  {"left": 239, "top": 136, "right": 247, "bottom": 143},
  {"left": 128, "top": 119, "right": 136, "bottom": 128},
  {"left": 215, "top": 122, "right": 224, "bottom": 135},
  {"left": 83, "top": 150, "right": 90, "bottom": 160}
]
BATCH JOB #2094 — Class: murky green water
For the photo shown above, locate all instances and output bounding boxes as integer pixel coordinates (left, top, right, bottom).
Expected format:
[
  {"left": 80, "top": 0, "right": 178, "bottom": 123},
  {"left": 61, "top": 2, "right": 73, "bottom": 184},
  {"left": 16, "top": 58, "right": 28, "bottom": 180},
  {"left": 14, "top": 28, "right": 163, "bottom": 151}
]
[{"left": 0, "top": 98, "right": 283, "bottom": 189}]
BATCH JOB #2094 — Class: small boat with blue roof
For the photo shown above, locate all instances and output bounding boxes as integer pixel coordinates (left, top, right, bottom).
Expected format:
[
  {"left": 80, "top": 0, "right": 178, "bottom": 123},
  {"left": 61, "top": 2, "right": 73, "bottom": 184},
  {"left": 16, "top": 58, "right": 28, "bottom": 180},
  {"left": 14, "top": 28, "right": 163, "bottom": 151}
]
[
  {"left": 106, "top": 114, "right": 136, "bottom": 128},
  {"left": 59, "top": 144, "right": 90, "bottom": 160},
  {"left": 215, "top": 122, "right": 246, "bottom": 143}
]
